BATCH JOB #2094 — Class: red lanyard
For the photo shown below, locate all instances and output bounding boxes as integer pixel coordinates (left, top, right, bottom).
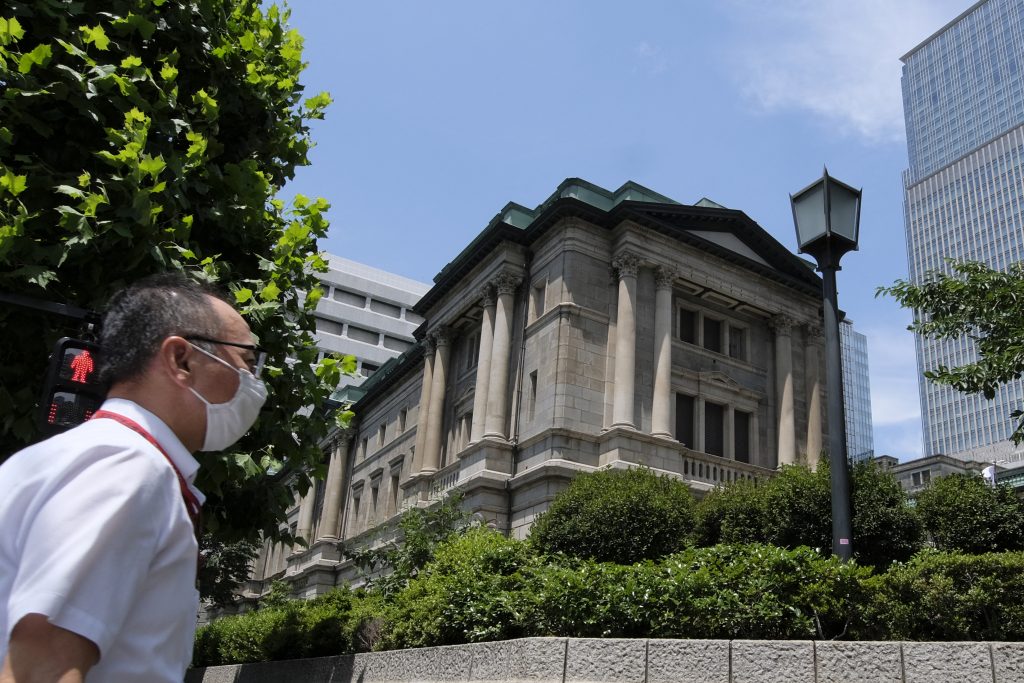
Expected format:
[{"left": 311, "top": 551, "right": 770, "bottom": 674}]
[{"left": 91, "top": 410, "right": 202, "bottom": 534}]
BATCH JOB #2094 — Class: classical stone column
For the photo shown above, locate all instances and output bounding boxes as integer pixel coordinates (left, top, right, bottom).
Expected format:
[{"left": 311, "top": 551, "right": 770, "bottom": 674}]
[
  {"left": 295, "top": 484, "right": 316, "bottom": 546},
  {"left": 651, "top": 266, "right": 675, "bottom": 438},
  {"left": 484, "top": 274, "right": 521, "bottom": 439},
  {"left": 773, "top": 315, "right": 797, "bottom": 467},
  {"left": 316, "top": 433, "right": 351, "bottom": 541},
  {"left": 412, "top": 338, "right": 435, "bottom": 473},
  {"left": 422, "top": 328, "right": 452, "bottom": 472},
  {"left": 611, "top": 252, "right": 641, "bottom": 429},
  {"left": 470, "top": 286, "right": 496, "bottom": 444},
  {"left": 804, "top": 324, "right": 824, "bottom": 468}
]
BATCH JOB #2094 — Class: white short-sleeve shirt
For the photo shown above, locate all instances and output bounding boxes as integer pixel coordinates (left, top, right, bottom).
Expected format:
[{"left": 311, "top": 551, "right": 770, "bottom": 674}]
[{"left": 0, "top": 398, "right": 204, "bottom": 682}]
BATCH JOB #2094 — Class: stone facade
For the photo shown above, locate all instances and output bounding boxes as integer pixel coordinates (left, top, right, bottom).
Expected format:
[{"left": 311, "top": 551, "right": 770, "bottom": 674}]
[{"left": 246, "top": 179, "right": 829, "bottom": 597}]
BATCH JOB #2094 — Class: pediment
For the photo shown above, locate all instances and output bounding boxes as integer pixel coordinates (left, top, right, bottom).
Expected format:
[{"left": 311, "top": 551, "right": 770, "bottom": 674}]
[{"left": 686, "top": 230, "right": 771, "bottom": 267}]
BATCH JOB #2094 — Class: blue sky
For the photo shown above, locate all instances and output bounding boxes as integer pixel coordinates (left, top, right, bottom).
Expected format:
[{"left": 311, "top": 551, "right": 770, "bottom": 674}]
[{"left": 282, "top": 0, "right": 970, "bottom": 460}]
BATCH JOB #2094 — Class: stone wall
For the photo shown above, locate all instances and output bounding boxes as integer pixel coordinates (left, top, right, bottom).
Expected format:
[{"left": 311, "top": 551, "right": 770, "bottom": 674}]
[{"left": 187, "top": 637, "right": 1024, "bottom": 683}]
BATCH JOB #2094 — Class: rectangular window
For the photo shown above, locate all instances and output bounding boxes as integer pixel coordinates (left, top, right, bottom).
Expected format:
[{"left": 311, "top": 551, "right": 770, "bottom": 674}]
[
  {"left": 315, "top": 317, "right": 344, "bottom": 336},
  {"left": 728, "top": 325, "right": 746, "bottom": 360},
  {"left": 704, "top": 402, "right": 725, "bottom": 457},
  {"left": 359, "top": 437, "right": 368, "bottom": 461},
  {"left": 675, "top": 394, "right": 695, "bottom": 448},
  {"left": 679, "top": 309, "right": 697, "bottom": 344},
  {"left": 528, "top": 371, "right": 538, "bottom": 421},
  {"left": 371, "top": 485, "right": 379, "bottom": 512},
  {"left": 703, "top": 318, "right": 722, "bottom": 354},
  {"left": 390, "top": 474, "right": 400, "bottom": 514},
  {"left": 333, "top": 288, "right": 366, "bottom": 308},
  {"left": 369, "top": 299, "right": 402, "bottom": 318},
  {"left": 912, "top": 472, "right": 921, "bottom": 486},
  {"left": 347, "top": 325, "right": 380, "bottom": 345},
  {"left": 921, "top": 470, "right": 931, "bottom": 484},
  {"left": 399, "top": 408, "right": 407, "bottom": 433},
  {"left": 734, "top": 411, "right": 750, "bottom": 463},
  {"left": 378, "top": 423, "right": 386, "bottom": 447},
  {"left": 532, "top": 281, "right": 547, "bottom": 321}
]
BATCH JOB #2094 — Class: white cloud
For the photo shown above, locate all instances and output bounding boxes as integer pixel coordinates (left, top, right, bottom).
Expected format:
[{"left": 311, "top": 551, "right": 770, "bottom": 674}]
[{"left": 718, "top": 0, "right": 969, "bottom": 143}]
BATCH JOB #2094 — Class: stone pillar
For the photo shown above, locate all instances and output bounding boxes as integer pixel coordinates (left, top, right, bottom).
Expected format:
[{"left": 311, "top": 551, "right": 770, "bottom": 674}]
[
  {"left": 422, "top": 328, "right": 452, "bottom": 472},
  {"left": 651, "top": 266, "right": 675, "bottom": 438},
  {"left": 316, "top": 433, "right": 351, "bottom": 541},
  {"left": 611, "top": 252, "right": 641, "bottom": 429},
  {"left": 725, "top": 405, "right": 735, "bottom": 460},
  {"left": 295, "top": 484, "right": 316, "bottom": 546},
  {"left": 470, "top": 286, "right": 496, "bottom": 444},
  {"left": 804, "top": 324, "right": 824, "bottom": 469},
  {"left": 412, "top": 338, "right": 435, "bottom": 474},
  {"left": 484, "top": 273, "right": 521, "bottom": 439},
  {"left": 773, "top": 315, "right": 797, "bottom": 467}
]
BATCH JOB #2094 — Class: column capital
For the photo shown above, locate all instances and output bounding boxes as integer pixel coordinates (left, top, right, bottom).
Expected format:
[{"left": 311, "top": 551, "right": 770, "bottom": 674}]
[
  {"left": 478, "top": 284, "right": 496, "bottom": 308},
  {"left": 654, "top": 266, "right": 677, "bottom": 289},
  {"left": 431, "top": 326, "right": 453, "bottom": 347},
  {"left": 422, "top": 336, "right": 436, "bottom": 356},
  {"left": 804, "top": 323, "right": 824, "bottom": 342},
  {"left": 612, "top": 252, "right": 642, "bottom": 279},
  {"left": 491, "top": 272, "right": 521, "bottom": 296},
  {"left": 771, "top": 315, "right": 797, "bottom": 335}
]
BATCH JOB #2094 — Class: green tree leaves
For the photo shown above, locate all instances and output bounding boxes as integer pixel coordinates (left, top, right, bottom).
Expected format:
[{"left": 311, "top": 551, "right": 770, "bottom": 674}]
[
  {"left": 879, "top": 260, "right": 1024, "bottom": 442},
  {"left": 0, "top": 1, "right": 341, "bottom": 550}
]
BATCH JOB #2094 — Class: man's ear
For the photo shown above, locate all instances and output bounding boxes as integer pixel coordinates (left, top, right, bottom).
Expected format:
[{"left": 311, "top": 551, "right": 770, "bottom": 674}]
[{"left": 159, "top": 336, "right": 194, "bottom": 388}]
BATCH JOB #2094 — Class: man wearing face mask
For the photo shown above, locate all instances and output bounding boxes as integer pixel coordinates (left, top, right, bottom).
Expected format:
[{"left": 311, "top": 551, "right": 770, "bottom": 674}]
[{"left": 0, "top": 273, "right": 268, "bottom": 683}]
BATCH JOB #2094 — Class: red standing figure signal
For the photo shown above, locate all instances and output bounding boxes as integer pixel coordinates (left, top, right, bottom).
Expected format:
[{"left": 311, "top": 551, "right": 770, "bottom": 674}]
[{"left": 69, "top": 349, "right": 94, "bottom": 383}]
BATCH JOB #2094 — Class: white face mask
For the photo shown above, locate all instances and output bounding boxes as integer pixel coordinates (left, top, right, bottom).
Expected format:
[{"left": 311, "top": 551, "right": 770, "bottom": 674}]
[{"left": 188, "top": 344, "right": 268, "bottom": 452}]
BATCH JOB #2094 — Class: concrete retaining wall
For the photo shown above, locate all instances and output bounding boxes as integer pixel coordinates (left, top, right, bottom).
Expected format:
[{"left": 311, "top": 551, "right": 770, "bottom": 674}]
[{"left": 186, "top": 637, "right": 1024, "bottom": 683}]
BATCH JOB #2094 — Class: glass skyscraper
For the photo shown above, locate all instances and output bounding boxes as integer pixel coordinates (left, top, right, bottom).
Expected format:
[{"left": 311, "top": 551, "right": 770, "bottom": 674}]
[
  {"left": 840, "top": 320, "right": 874, "bottom": 462},
  {"left": 901, "top": 0, "right": 1024, "bottom": 463}
]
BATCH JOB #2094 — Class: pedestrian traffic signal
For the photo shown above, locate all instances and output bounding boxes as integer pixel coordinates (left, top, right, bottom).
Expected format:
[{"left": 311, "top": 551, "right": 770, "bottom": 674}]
[{"left": 38, "top": 338, "right": 108, "bottom": 435}]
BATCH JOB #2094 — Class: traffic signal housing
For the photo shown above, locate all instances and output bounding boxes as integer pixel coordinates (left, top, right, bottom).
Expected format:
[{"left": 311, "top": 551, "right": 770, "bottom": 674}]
[{"left": 38, "top": 337, "right": 108, "bottom": 435}]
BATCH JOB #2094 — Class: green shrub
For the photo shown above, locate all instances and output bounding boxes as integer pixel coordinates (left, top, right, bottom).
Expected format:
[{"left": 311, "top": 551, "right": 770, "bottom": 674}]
[
  {"left": 915, "top": 474, "right": 1024, "bottom": 553},
  {"left": 691, "top": 462, "right": 921, "bottom": 568},
  {"left": 381, "top": 528, "right": 537, "bottom": 650},
  {"left": 529, "top": 467, "right": 695, "bottom": 564},
  {"left": 192, "top": 587, "right": 374, "bottom": 666},
  {"left": 857, "top": 550, "right": 1024, "bottom": 641},
  {"left": 528, "top": 558, "right": 662, "bottom": 638},
  {"left": 651, "top": 544, "right": 870, "bottom": 640}
]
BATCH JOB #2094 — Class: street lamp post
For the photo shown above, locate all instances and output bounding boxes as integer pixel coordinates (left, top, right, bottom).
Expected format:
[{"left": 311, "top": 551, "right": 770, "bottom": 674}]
[{"left": 790, "top": 168, "right": 861, "bottom": 562}]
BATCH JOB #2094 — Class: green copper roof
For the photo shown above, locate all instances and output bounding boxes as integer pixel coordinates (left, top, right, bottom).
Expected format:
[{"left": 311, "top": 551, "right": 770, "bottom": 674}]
[{"left": 499, "top": 178, "right": 680, "bottom": 227}]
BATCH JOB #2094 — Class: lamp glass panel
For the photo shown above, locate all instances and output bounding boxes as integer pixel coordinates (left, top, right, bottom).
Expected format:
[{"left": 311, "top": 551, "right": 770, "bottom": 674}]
[
  {"left": 828, "top": 184, "right": 860, "bottom": 243},
  {"left": 792, "top": 183, "right": 827, "bottom": 246}
]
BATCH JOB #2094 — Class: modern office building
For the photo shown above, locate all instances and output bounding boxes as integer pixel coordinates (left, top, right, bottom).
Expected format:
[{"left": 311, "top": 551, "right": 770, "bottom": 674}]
[
  {"left": 312, "top": 254, "right": 430, "bottom": 389},
  {"left": 839, "top": 319, "right": 873, "bottom": 462},
  {"left": 901, "top": 0, "right": 1024, "bottom": 464},
  {"left": 246, "top": 178, "right": 838, "bottom": 597}
]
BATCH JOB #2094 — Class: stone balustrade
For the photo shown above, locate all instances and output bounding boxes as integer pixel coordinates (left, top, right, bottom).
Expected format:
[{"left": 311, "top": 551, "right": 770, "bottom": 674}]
[{"left": 187, "top": 637, "right": 1024, "bottom": 683}]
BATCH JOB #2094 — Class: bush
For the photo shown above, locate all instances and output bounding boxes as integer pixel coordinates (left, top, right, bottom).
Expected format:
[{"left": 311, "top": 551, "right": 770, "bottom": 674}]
[
  {"left": 381, "top": 528, "right": 537, "bottom": 650},
  {"left": 529, "top": 467, "right": 695, "bottom": 564},
  {"left": 857, "top": 551, "right": 1024, "bottom": 640},
  {"left": 691, "top": 462, "right": 921, "bottom": 567},
  {"left": 915, "top": 474, "right": 1024, "bottom": 553},
  {"left": 192, "top": 587, "right": 374, "bottom": 666}
]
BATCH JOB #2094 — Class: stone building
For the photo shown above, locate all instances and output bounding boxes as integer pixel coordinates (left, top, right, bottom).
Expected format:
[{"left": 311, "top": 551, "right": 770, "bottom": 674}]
[{"left": 249, "top": 178, "right": 832, "bottom": 597}]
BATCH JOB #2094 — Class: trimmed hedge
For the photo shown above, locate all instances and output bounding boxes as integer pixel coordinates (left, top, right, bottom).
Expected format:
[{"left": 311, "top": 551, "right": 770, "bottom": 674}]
[
  {"left": 193, "top": 587, "right": 380, "bottom": 667},
  {"left": 194, "top": 533, "right": 1024, "bottom": 665},
  {"left": 855, "top": 550, "right": 1024, "bottom": 641}
]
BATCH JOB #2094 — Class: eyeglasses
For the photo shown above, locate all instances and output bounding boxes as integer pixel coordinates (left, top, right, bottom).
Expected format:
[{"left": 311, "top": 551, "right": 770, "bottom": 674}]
[{"left": 185, "top": 336, "right": 267, "bottom": 377}]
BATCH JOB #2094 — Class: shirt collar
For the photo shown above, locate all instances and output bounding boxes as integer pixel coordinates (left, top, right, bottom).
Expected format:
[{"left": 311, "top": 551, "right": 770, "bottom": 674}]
[{"left": 99, "top": 398, "right": 206, "bottom": 505}]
